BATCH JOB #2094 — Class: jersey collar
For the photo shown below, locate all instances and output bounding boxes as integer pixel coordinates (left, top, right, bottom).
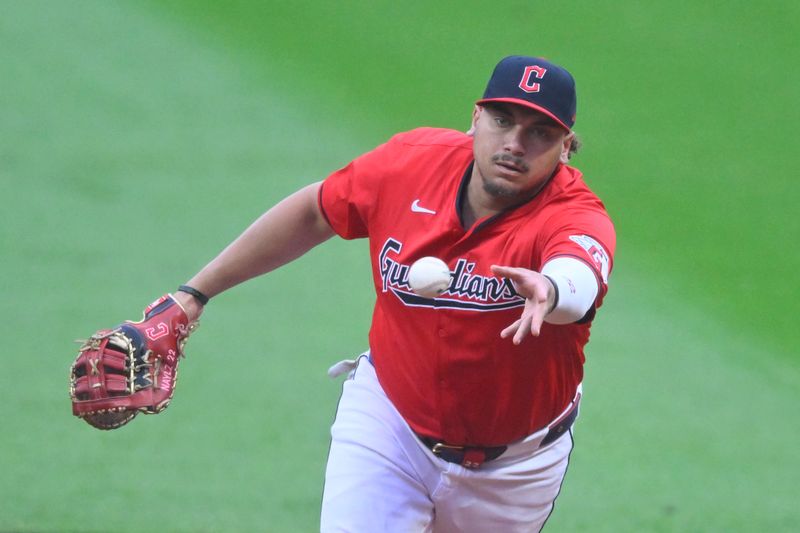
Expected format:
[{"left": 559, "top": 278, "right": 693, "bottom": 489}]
[{"left": 456, "top": 161, "right": 565, "bottom": 232}]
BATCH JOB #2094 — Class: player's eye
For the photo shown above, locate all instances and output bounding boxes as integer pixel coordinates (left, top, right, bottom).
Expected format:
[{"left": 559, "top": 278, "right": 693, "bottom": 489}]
[
  {"left": 494, "top": 116, "right": 511, "bottom": 127},
  {"left": 530, "top": 127, "right": 554, "bottom": 140}
]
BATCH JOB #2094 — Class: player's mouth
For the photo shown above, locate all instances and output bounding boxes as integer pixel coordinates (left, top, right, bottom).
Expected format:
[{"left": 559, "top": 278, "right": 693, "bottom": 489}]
[{"left": 491, "top": 154, "right": 528, "bottom": 175}]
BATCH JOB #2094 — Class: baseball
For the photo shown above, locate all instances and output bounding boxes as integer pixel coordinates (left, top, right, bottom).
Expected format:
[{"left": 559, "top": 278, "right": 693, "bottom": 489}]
[{"left": 408, "top": 256, "right": 452, "bottom": 298}]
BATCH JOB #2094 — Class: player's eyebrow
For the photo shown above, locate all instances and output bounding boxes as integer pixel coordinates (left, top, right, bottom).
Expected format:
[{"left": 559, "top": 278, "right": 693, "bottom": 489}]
[
  {"left": 525, "top": 114, "right": 561, "bottom": 128},
  {"left": 481, "top": 101, "right": 512, "bottom": 115},
  {"left": 485, "top": 102, "right": 561, "bottom": 128}
]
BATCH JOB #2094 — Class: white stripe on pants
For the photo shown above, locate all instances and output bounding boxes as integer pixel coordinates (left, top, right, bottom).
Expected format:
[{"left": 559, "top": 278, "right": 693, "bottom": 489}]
[{"left": 320, "top": 355, "right": 576, "bottom": 532}]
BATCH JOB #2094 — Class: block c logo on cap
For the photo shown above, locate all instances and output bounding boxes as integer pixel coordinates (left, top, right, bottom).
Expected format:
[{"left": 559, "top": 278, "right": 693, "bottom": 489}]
[{"left": 519, "top": 65, "right": 547, "bottom": 93}]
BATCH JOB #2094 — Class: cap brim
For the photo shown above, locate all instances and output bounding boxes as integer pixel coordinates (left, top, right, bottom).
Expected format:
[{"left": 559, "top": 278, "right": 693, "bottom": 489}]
[{"left": 476, "top": 98, "right": 572, "bottom": 131}]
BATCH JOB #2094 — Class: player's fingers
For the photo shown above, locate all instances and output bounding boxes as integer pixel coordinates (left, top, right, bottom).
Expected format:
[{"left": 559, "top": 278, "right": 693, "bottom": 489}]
[
  {"left": 513, "top": 313, "right": 533, "bottom": 345},
  {"left": 501, "top": 320, "right": 521, "bottom": 339},
  {"left": 500, "top": 319, "right": 521, "bottom": 339},
  {"left": 528, "top": 303, "right": 547, "bottom": 337},
  {"left": 517, "top": 293, "right": 550, "bottom": 340},
  {"left": 491, "top": 265, "right": 530, "bottom": 296},
  {"left": 492, "top": 265, "right": 545, "bottom": 299},
  {"left": 491, "top": 264, "right": 527, "bottom": 279}
]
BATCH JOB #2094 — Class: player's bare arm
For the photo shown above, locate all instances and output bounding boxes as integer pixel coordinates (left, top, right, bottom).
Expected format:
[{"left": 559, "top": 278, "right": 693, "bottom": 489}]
[{"left": 174, "top": 182, "right": 334, "bottom": 320}]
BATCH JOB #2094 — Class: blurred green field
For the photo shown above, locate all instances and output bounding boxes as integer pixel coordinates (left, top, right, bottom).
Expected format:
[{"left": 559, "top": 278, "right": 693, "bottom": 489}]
[{"left": 1, "top": 1, "right": 797, "bottom": 531}]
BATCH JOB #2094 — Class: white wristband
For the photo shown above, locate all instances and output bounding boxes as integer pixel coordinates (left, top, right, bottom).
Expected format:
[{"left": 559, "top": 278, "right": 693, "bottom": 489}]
[{"left": 541, "top": 257, "right": 599, "bottom": 324}]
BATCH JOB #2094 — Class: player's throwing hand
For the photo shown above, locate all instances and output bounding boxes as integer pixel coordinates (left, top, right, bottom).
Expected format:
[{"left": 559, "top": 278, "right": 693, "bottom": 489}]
[{"left": 491, "top": 265, "right": 556, "bottom": 344}]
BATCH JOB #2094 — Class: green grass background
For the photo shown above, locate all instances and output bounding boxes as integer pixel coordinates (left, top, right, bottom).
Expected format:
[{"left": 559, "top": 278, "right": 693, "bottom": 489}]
[{"left": 1, "top": 0, "right": 798, "bottom": 531}]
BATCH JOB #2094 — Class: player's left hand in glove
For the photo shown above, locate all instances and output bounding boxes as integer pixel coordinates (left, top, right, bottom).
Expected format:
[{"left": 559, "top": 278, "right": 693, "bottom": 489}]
[{"left": 69, "top": 294, "right": 197, "bottom": 430}]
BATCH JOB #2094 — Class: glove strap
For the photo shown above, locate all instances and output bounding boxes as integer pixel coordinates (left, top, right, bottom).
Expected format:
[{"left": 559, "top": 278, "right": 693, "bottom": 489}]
[{"left": 177, "top": 285, "right": 210, "bottom": 306}]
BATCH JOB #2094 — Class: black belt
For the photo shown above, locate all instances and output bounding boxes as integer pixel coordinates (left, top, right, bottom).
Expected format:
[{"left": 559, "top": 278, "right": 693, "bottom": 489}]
[
  {"left": 539, "top": 395, "right": 580, "bottom": 447},
  {"left": 417, "top": 397, "right": 580, "bottom": 469},
  {"left": 417, "top": 437, "right": 508, "bottom": 469}
]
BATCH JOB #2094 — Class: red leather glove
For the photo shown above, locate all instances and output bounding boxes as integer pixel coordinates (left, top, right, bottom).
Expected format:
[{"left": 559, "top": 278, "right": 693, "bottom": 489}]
[{"left": 70, "top": 294, "right": 197, "bottom": 430}]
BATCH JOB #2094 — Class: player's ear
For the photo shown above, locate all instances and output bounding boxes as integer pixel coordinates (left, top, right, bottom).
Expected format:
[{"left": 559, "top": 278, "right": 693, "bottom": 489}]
[
  {"left": 466, "top": 105, "right": 482, "bottom": 136},
  {"left": 559, "top": 132, "right": 575, "bottom": 164}
]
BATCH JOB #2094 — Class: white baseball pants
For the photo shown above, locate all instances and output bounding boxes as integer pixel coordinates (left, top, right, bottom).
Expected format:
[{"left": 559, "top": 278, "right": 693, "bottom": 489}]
[{"left": 320, "top": 355, "right": 576, "bottom": 532}]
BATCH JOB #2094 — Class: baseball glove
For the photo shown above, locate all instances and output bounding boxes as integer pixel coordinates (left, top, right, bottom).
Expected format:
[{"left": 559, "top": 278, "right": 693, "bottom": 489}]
[{"left": 69, "top": 294, "right": 197, "bottom": 430}]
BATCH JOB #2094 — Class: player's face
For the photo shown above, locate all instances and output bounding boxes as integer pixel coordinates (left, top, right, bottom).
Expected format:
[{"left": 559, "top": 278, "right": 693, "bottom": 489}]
[{"left": 471, "top": 103, "right": 573, "bottom": 203}]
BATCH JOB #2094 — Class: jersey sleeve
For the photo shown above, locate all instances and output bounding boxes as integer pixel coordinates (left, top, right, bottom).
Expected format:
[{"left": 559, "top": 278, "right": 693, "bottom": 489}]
[
  {"left": 318, "top": 136, "right": 398, "bottom": 240},
  {"left": 539, "top": 208, "right": 616, "bottom": 301}
]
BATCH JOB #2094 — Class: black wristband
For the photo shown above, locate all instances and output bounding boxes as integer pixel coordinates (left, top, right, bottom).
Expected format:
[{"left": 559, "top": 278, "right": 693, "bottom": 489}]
[
  {"left": 543, "top": 275, "right": 559, "bottom": 314},
  {"left": 177, "top": 285, "right": 210, "bottom": 306}
]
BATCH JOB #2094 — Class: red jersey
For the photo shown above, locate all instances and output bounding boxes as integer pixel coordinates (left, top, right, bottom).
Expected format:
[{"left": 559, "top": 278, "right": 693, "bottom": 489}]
[{"left": 319, "top": 127, "right": 615, "bottom": 446}]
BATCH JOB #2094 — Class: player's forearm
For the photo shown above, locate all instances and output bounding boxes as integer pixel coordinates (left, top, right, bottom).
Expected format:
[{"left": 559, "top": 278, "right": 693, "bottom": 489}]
[{"left": 185, "top": 181, "right": 334, "bottom": 300}]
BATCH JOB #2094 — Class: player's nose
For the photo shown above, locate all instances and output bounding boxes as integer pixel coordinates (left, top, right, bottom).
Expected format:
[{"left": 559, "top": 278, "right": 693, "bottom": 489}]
[{"left": 502, "top": 127, "right": 526, "bottom": 156}]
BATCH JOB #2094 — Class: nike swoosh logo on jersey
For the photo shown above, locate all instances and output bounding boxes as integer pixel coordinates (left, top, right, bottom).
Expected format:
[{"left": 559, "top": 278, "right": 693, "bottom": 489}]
[{"left": 411, "top": 199, "right": 437, "bottom": 215}]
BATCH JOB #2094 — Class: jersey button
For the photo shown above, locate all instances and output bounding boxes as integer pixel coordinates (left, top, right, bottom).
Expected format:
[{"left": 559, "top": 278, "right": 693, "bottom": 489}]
[{"left": 438, "top": 328, "right": 447, "bottom": 337}]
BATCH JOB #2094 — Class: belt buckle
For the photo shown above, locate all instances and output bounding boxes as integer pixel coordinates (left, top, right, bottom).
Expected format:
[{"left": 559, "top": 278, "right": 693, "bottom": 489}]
[
  {"left": 431, "top": 442, "right": 464, "bottom": 456},
  {"left": 431, "top": 443, "right": 485, "bottom": 469}
]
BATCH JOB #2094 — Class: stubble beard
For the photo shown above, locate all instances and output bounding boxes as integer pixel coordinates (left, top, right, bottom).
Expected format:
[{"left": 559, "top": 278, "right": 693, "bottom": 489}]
[
  {"left": 481, "top": 152, "right": 538, "bottom": 199},
  {"left": 479, "top": 159, "right": 558, "bottom": 203},
  {"left": 482, "top": 177, "right": 519, "bottom": 199}
]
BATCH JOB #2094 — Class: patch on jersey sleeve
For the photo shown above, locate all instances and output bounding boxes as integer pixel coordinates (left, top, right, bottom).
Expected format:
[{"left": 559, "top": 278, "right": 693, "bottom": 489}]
[{"left": 569, "top": 235, "right": 610, "bottom": 283}]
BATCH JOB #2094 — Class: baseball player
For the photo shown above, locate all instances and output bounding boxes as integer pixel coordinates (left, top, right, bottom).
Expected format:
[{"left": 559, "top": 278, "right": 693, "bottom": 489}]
[{"left": 106, "top": 56, "right": 615, "bottom": 531}]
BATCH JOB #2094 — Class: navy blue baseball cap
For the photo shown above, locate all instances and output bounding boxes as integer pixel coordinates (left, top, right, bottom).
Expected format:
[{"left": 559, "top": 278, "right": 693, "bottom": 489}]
[{"left": 477, "top": 55, "right": 577, "bottom": 131}]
